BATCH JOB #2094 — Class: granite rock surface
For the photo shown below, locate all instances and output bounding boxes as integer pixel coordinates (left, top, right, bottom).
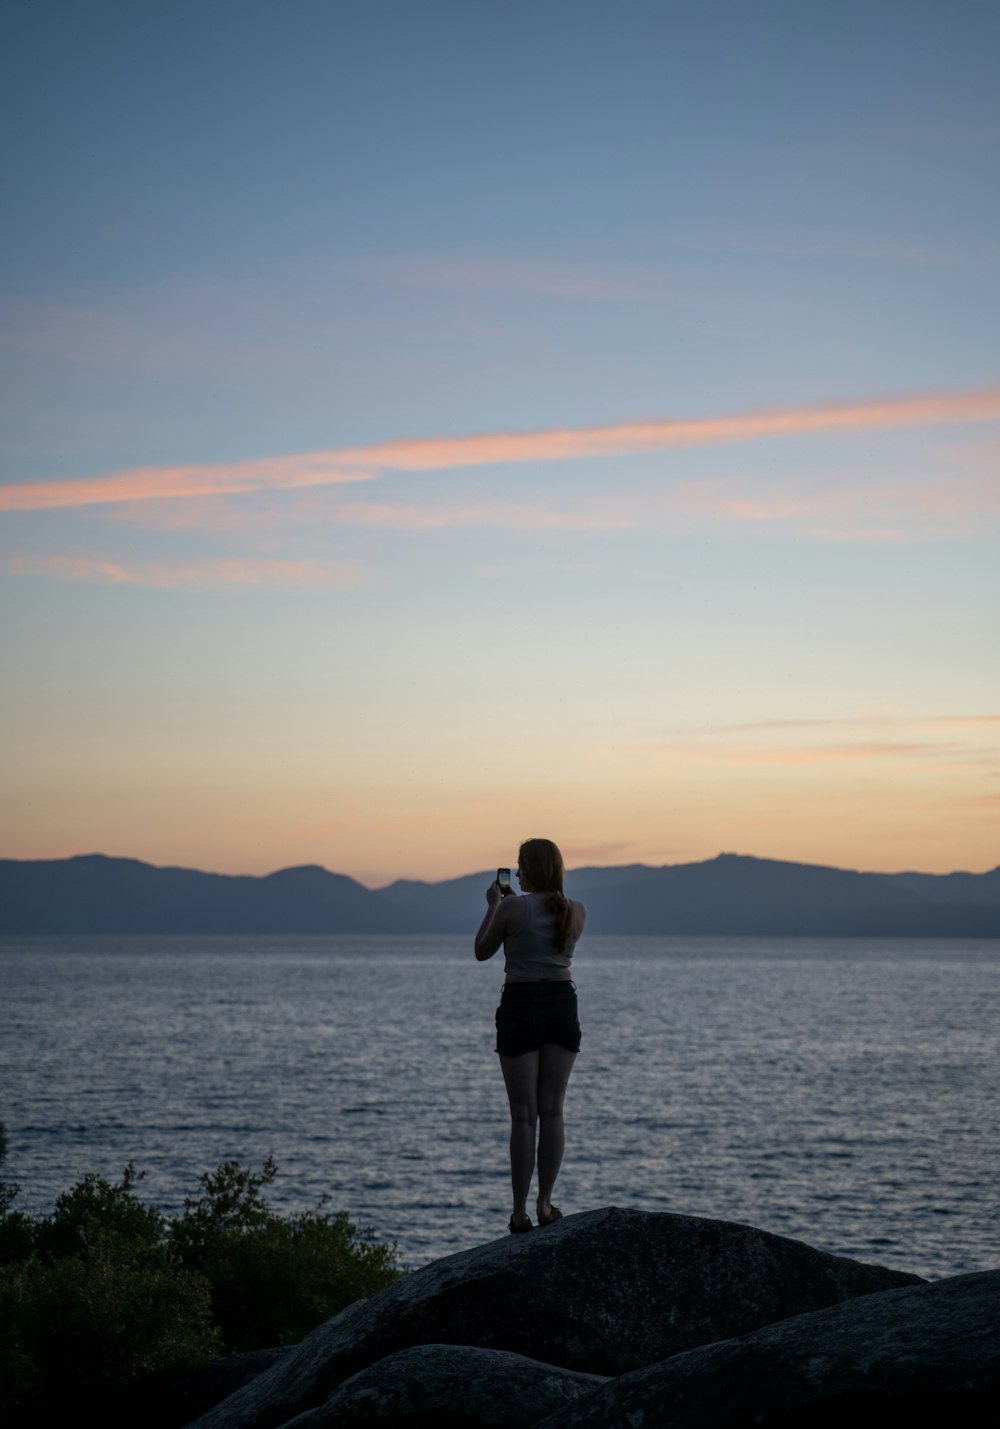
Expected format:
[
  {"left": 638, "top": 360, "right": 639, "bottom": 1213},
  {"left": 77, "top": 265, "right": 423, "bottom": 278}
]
[
  {"left": 188, "top": 1207, "right": 920, "bottom": 1429},
  {"left": 534, "top": 1268, "right": 1000, "bottom": 1428},
  {"left": 282, "top": 1344, "right": 608, "bottom": 1429}
]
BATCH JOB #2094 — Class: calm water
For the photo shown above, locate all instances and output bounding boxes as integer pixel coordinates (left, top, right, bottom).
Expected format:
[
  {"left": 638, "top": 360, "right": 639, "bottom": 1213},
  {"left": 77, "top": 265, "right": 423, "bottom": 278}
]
[{"left": 2, "top": 935, "right": 998, "bottom": 1279}]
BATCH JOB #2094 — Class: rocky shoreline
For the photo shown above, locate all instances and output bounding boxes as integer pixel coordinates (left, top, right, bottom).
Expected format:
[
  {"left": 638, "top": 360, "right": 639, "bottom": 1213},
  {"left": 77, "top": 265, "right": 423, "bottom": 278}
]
[{"left": 169, "top": 1207, "right": 998, "bottom": 1427}]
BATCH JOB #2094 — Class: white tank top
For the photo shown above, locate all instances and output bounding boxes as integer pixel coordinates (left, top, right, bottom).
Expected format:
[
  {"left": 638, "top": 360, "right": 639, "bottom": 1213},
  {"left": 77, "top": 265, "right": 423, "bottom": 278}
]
[{"left": 503, "top": 893, "right": 578, "bottom": 979}]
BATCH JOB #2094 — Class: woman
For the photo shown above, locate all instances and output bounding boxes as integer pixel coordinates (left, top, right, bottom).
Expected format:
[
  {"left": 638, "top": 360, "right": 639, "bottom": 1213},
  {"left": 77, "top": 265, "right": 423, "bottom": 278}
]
[{"left": 475, "top": 838, "right": 587, "bottom": 1233}]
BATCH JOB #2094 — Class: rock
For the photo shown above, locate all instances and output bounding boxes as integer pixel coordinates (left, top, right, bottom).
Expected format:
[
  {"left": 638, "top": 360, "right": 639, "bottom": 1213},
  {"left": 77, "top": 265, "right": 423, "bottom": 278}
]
[
  {"left": 533, "top": 1269, "right": 1000, "bottom": 1428},
  {"left": 187, "top": 1207, "right": 920, "bottom": 1429},
  {"left": 282, "top": 1344, "right": 608, "bottom": 1428}
]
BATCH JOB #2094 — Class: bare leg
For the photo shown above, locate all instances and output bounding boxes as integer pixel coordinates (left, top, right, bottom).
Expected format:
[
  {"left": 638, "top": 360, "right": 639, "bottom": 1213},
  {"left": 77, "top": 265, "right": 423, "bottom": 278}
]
[
  {"left": 499, "top": 1051, "right": 539, "bottom": 1225},
  {"left": 536, "top": 1043, "right": 576, "bottom": 1223}
]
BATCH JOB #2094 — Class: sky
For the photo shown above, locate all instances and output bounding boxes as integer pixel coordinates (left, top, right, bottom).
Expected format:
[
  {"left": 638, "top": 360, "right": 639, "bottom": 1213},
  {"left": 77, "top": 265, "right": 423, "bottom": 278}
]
[{"left": 1, "top": 0, "right": 998, "bottom": 885}]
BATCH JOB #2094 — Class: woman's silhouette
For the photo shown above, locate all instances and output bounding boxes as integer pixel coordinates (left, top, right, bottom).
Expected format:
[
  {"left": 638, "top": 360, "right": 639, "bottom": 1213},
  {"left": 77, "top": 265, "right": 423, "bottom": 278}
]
[{"left": 475, "top": 838, "right": 587, "bottom": 1232}]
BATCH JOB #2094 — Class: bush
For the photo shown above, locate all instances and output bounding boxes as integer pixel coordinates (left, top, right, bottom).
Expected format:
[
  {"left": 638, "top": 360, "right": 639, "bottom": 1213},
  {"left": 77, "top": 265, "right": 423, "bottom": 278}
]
[
  {"left": 0, "top": 1161, "right": 218, "bottom": 1424},
  {"left": 0, "top": 1238, "right": 218, "bottom": 1420},
  {"left": 0, "top": 1130, "right": 400, "bottom": 1425},
  {"left": 171, "top": 1157, "right": 400, "bottom": 1351},
  {"left": 36, "top": 1161, "right": 166, "bottom": 1262}
]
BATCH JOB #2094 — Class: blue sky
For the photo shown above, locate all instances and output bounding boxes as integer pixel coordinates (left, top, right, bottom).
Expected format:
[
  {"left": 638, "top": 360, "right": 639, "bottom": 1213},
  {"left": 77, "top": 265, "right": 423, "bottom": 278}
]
[{"left": 2, "top": 1, "right": 998, "bottom": 882}]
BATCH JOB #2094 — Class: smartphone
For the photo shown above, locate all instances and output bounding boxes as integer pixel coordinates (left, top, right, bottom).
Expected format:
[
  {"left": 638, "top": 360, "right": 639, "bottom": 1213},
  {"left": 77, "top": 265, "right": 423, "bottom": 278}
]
[{"left": 496, "top": 867, "right": 511, "bottom": 895}]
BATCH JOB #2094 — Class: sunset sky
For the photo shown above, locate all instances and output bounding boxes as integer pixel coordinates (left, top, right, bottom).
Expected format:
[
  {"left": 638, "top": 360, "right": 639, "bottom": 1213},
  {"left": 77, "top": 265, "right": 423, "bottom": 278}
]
[{"left": 2, "top": 1, "right": 998, "bottom": 885}]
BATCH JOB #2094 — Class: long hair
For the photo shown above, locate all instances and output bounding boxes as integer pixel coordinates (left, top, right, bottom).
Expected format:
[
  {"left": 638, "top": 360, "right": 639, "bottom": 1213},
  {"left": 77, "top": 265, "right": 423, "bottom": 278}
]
[{"left": 518, "top": 838, "right": 574, "bottom": 954}]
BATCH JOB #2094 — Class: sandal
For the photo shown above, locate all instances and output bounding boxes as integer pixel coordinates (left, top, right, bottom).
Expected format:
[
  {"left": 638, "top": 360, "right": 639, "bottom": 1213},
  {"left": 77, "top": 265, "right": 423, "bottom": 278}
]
[
  {"left": 537, "top": 1205, "right": 563, "bottom": 1227},
  {"left": 509, "top": 1213, "right": 533, "bottom": 1233}
]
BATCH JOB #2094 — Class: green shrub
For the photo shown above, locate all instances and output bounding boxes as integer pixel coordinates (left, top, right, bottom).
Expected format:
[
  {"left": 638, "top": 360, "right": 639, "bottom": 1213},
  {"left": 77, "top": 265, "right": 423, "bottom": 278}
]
[
  {"left": 0, "top": 1161, "right": 218, "bottom": 1423},
  {"left": 171, "top": 1158, "right": 400, "bottom": 1350},
  {"left": 0, "top": 1239, "right": 218, "bottom": 1420},
  {"left": 36, "top": 1161, "right": 167, "bottom": 1262},
  {"left": 0, "top": 1133, "right": 400, "bottom": 1424}
]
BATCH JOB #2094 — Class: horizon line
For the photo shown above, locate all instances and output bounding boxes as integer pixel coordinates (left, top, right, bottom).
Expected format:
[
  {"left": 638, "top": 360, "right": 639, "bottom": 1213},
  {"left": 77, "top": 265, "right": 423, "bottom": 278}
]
[{"left": 2, "top": 847, "right": 997, "bottom": 887}]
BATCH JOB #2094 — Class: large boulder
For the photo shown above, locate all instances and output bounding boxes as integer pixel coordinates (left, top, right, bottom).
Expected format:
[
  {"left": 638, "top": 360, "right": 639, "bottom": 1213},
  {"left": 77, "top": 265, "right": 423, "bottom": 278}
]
[
  {"left": 285, "top": 1344, "right": 608, "bottom": 1428},
  {"left": 533, "top": 1269, "right": 1000, "bottom": 1428},
  {"left": 188, "top": 1207, "right": 919, "bottom": 1429}
]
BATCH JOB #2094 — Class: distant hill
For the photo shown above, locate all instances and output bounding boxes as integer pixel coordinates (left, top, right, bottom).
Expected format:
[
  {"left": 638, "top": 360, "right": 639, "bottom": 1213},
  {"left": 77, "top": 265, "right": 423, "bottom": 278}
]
[
  {"left": 0, "top": 855, "right": 411, "bottom": 935},
  {"left": 2, "top": 852, "right": 999, "bottom": 936}
]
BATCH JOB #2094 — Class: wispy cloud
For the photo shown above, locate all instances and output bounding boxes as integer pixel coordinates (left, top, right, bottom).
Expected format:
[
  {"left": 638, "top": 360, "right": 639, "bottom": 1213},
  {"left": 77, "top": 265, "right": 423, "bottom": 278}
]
[
  {"left": 6, "top": 553, "right": 361, "bottom": 588},
  {"left": 4, "top": 385, "right": 1000, "bottom": 515},
  {"left": 800, "top": 525, "right": 907, "bottom": 543},
  {"left": 109, "top": 495, "right": 293, "bottom": 534},
  {"left": 681, "top": 232, "right": 1000, "bottom": 267},
  {"left": 99, "top": 461, "right": 999, "bottom": 546},
  {"left": 107, "top": 492, "right": 636, "bottom": 535},
  {"left": 331, "top": 387, "right": 1000, "bottom": 472},
  {"left": 706, "top": 713, "right": 1000, "bottom": 735},
  {"left": 643, "top": 739, "right": 997, "bottom": 777},
  {"left": 692, "top": 741, "right": 964, "bottom": 766},
  {"left": 671, "top": 470, "right": 1000, "bottom": 540},
  {"left": 0, "top": 461, "right": 376, "bottom": 513},
  {"left": 347, "top": 253, "right": 668, "bottom": 301},
  {"left": 638, "top": 711, "right": 1000, "bottom": 778},
  {"left": 338, "top": 469, "right": 998, "bottom": 539},
  {"left": 331, "top": 499, "right": 633, "bottom": 531},
  {"left": 625, "top": 711, "right": 994, "bottom": 783}
]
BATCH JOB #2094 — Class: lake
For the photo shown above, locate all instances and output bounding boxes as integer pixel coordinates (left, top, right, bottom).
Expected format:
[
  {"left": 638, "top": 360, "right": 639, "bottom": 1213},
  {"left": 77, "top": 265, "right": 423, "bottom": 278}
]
[{"left": 2, "top": 934, "right": 997, "bottom": 1278}]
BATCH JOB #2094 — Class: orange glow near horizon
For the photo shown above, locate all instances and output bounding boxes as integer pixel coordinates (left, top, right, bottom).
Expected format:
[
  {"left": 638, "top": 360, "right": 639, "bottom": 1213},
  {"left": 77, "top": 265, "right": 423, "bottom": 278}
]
[{"left": 4, "top": 713, "right": 996, "bottom": 884}]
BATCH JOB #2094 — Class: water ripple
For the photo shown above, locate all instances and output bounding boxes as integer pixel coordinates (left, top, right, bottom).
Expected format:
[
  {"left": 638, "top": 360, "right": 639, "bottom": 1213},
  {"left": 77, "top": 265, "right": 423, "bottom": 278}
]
[{"left": 1, "top": 933, "right": 997, "bottom": 1277}]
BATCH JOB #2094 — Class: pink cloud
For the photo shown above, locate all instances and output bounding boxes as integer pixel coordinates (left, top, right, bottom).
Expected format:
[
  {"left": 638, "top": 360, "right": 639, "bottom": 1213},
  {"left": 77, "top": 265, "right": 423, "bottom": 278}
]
[
  {"left": 4, "top": 385, "right": 1000, "bottom": 515},
  {"left": 0, "top": 461, "right": 376, "bottom": 513},
  {"left": 711, "top": 714, "right": 1000, "bottom": 735},
  {"left": 725, "top": 742, "right": 959, "bottom": 765},
  {"left": 118, "top": 473, "right": 1000, "bottom": 542},
  {"left": 6, "top": 553, "right": 361, "bottom": 589},
  {"left": 331, "top": 499, "right": 632, "bottom": 531},
  {"left": 688, "top": 232, "right": 989, "bottom": 267},
  {"left": 671, "top": 743, "right": 994, "bottom": 777},
  {"left": 348, "top": 253, "right": 661, "bottom": 301},
  {"left": 335, "top": 387, "right": 1000, "bottom": 473},
  {"left": 109, "top": 495, "right": 288, "bottom": 533},
  {"left": 671, "top": 469, "right": 1000, "bottom": 540},
  {"left": 647, "top": 712, "right": 1000, "bottom": 774},
  {"left": 801, "top": 525, "right": 907, "bottom": 543},
  {"left": 900, "top": 474, "right": 1000, "bottom": 515},
  {"left": 95, "top": 468, "right": 1000, "bottom": 545}
]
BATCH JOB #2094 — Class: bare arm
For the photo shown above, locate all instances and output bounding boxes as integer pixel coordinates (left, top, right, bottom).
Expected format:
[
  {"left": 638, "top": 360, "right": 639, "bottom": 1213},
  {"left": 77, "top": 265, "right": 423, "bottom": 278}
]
[{"left": 475, "top": 883, "right": 515, "bottom": 960}]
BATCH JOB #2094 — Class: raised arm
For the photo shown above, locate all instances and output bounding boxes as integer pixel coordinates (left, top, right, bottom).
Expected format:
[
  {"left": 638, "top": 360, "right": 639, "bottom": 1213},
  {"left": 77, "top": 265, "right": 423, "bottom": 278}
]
[{"left": 475, "top": 882, "right": 515, "bottom": 961}]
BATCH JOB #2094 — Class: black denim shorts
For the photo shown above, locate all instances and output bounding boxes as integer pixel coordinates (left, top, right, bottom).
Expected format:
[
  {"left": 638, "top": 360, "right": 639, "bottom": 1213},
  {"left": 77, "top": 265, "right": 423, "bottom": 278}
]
[{"left": 495, "top": 980, "right": 581, "bottom": 1057}]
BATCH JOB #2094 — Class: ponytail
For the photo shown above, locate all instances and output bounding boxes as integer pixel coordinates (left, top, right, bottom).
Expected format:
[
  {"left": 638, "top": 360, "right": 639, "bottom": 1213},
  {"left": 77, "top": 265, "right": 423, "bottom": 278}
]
[
  {"left": 544, "top": 888, "right": 575, "bottom": 956},
  {"left": 518, "top": 838, "right": 574, "bottom": 954}
]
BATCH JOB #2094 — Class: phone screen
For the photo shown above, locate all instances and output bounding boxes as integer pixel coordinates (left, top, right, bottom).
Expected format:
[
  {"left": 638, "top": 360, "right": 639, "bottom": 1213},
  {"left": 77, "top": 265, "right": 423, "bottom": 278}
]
[{"left": 497, "top": 867, "right": 511, "bottom": 894}]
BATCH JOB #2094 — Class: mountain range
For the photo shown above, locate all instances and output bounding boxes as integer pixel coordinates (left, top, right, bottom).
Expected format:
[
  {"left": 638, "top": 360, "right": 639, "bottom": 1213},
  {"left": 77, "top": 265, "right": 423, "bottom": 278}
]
[{"left": 2, "top": 852, "right": 999, "bottom": 937}]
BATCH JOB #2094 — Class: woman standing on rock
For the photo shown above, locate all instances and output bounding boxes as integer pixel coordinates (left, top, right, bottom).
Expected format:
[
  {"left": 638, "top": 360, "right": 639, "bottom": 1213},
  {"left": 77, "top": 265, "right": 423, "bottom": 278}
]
[{"left": 474, "top": 838, "right": 586, "bottom": 1234}]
